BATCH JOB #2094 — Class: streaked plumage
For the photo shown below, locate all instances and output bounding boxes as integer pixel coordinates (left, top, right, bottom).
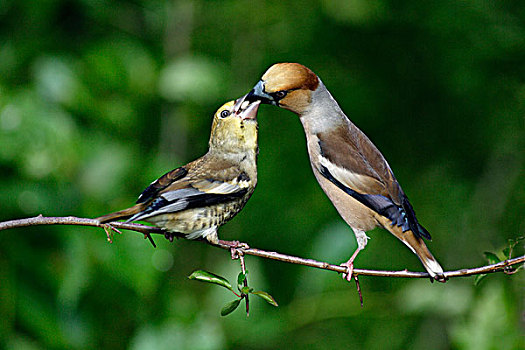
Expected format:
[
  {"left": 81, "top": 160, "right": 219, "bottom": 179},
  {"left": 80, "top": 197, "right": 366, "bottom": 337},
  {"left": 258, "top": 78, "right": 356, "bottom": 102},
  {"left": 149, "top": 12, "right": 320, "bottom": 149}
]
[
  {"left": 240, "top": 63, "right": 445, "bottom": 282},
  {"left": 96, "top": 100, "right": 261, "bottom": 245}
]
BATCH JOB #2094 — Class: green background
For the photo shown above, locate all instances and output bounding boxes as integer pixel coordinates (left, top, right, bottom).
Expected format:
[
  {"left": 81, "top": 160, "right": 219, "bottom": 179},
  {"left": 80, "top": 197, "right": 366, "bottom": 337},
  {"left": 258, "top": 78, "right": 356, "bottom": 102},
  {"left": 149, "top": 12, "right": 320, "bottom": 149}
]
[{"left": 1, "top": 0, "right": 523, "bottom": 349}]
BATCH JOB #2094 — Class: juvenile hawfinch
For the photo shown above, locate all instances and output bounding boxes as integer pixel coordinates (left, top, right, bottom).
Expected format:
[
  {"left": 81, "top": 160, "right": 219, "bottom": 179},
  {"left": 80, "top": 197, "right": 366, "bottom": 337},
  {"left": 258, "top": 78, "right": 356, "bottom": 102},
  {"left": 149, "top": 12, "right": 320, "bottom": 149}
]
[
  {"left": 97, "top": 99, "right": 261, "bottom": 246},
  {"left": 238, "top": 63, "right": 445, "bottom": 282}
]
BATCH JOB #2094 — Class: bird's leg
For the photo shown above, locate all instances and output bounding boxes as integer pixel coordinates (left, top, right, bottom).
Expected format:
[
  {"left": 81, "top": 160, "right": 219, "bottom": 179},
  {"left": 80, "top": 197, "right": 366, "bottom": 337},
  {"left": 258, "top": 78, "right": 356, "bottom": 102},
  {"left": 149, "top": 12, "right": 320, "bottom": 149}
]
[
  {"left": 204, "top": 230, "right": 249, "bottom": 258},
  {"left": 218, "top": 240, "right": 250, "bottom": 259},
  {"left": 341, "top": 229, "right": 369, "bottom": 281},
  {"left": 341, "top": 247, "right": 362, "bottom": 282}
]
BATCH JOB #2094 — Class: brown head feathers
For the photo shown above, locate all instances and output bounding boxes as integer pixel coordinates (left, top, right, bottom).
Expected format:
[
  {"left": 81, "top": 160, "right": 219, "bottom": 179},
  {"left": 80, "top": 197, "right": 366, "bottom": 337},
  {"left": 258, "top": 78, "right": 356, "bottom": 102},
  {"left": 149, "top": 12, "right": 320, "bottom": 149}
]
[{"left": 262, "top": 63, "right": 319, "bottom": 92}]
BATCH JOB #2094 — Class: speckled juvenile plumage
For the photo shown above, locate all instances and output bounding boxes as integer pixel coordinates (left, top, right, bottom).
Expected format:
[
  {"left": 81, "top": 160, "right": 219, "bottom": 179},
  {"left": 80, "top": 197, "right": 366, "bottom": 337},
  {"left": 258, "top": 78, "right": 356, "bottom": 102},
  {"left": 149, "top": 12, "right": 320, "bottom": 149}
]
[
  {"left": 96, "top": 100, "right": 260, "bottom": 244},
  {"left": 241, "top": 62, "right": 445, "bottom": 282}
]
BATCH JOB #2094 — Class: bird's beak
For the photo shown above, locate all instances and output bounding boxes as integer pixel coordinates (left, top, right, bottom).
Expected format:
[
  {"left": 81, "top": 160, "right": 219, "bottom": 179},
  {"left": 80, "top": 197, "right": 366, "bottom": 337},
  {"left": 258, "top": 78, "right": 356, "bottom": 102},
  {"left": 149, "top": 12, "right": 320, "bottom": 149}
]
[
  {"left": 233, "top": 80, "right": 275, "bottom": 115},
  {"left": 248, "top": 80, "right": 274, "bottom": 105},
  {"left": 238, "top": 100, "right": 261, "bottom": 120},
  {"left": 233, "top": 93, "right": 249, "bottom": 115}
]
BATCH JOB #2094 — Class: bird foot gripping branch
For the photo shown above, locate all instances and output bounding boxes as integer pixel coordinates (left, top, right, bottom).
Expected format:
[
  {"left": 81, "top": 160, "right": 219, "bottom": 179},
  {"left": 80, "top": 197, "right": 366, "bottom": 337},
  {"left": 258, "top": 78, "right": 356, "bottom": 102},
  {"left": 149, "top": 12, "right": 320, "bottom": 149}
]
[
  {"left": 339, "top": 258, "right": 365, "bottom": 306},
  {"left": 218, "top": 239, "right": 250, "bottom": 260}
]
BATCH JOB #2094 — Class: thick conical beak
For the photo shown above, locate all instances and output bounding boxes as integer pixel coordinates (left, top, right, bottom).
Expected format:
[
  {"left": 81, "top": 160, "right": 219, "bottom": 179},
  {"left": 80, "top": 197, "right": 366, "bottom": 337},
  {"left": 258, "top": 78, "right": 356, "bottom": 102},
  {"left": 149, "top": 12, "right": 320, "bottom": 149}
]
[
  {"left": 233, "top": 80, "right": 275, "bottom": 115},
  {"left": 238, "top": 100, "right": 260, "bottom": 120},
  {"left": 249, "top": 80, "right": 274, "bottom": 104}
]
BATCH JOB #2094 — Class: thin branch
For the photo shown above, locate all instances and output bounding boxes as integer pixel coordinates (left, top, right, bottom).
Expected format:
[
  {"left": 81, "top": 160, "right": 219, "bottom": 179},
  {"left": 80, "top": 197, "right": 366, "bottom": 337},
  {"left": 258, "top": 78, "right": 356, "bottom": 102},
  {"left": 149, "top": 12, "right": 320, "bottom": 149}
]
[
  {"left": 1, "top": 215, "right": 523, "bottom": 279},
  {"left": 238, "top": 252, "right": 250, "bottom": 316},
  {"left": 0, "top": 215, "right": 164, "bottom": 234}
]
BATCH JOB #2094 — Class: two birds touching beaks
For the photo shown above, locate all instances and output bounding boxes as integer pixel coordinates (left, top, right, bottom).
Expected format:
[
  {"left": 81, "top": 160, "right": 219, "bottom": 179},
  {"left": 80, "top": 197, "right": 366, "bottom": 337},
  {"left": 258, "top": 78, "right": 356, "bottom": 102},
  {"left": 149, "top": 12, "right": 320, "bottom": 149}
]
[{"left": 97, "top": 63, "right": 447, "bottom": 283}]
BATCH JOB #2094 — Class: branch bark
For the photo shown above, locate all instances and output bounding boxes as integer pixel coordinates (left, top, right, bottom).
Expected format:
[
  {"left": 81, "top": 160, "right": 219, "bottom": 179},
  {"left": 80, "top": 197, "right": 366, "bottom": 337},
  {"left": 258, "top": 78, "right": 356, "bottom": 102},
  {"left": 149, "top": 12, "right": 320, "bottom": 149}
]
[{"left": 1, "top": 215, "right": 523, "bottom": 279}]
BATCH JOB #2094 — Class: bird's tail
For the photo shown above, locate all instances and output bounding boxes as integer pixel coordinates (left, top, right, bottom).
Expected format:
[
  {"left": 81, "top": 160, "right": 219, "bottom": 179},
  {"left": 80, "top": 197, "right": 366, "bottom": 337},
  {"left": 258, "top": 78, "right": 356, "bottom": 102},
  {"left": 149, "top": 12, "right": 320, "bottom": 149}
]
[
  {"left": 376, "top": 215, "right": 446, "bottom": 282},
  {"left": 96, "top": 204, "right": 145, "bottom": 224}
]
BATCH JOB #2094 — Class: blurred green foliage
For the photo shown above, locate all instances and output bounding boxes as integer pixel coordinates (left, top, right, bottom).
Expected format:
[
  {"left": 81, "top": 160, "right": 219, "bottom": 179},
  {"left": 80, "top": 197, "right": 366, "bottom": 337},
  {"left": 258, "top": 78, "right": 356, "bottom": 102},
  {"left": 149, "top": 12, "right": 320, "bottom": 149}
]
[{"left": 1, "top": 0, "right": 524, "bottom": 349}]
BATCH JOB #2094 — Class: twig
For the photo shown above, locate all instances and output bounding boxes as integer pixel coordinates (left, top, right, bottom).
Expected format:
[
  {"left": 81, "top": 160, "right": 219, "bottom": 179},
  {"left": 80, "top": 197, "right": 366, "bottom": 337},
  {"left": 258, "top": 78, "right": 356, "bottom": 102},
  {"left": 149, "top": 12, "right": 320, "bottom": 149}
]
[
  {"left": 238, "top": 252, "right": 250, "bottom": 316},
  {"left": 354, "top": 275, "right": 363, "bottom": 307},
  {"left": 1, "top": 215, "right": 523, "bottom": 280}
]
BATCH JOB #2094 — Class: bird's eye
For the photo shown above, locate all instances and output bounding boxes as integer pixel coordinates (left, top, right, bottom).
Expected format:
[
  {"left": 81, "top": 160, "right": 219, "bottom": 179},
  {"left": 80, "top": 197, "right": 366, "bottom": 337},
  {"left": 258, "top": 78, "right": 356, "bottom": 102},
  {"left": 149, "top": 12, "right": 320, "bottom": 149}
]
[
  {"left": 220, "top": 110, "right": 231, "bottom": 118},
  {"left": 274, "top": 91, "right": 287, "bottom": 99}
]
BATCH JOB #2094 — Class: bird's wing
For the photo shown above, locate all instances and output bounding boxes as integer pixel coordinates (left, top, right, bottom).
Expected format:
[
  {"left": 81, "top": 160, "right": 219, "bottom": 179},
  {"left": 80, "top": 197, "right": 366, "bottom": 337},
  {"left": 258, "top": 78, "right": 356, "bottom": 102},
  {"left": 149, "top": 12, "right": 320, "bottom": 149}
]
[
  {"left": 136, "top": 166, "right": 189, "bottom": 204},
  {"left": 128, "top": 157, "right": 251, "bottom": 222},
  {"left": 316, "top": 125, "right": 399, "bottom": 198},
  {"left": 316, "top": 125, "right": 430, "bottom": 239}
]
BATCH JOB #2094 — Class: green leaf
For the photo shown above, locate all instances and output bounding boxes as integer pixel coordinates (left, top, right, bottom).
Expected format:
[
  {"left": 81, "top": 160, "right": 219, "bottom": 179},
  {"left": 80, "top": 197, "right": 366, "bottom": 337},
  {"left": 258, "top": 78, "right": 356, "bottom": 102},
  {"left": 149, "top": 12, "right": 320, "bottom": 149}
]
[
  {"left": 251, "top": 291, "right": 279, "bottom": 307},
  {"left": 240, "top": 286, "right": 251, "bottom": 295},
  {"left": 221, "top": 299, "right": 241, "bottom": 316},
  {"left": 474, "top": 273, "right": 488, "bottom": 286},
  {"left": 237, "top": 271, "right": 248, "bottom": 292},
  {"left": 483, "top": 252, "right": 500, "bottom": 265},
  {"left": 188, "top": 270, "right": 233, "bottom": 292},
  {"left": 237, "top": 271, "right": 247, "bottom": 285}
]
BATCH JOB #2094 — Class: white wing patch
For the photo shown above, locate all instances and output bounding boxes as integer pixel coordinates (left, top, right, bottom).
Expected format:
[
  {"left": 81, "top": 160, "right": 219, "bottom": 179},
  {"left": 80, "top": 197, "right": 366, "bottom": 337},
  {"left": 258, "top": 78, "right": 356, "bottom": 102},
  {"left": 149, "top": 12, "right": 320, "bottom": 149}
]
[
  {"left": 193, "top": 180, "right": 240, "bottom": 194},
  {"left": 318, "top": 155, "right": 372, "bottom": 193},
  {"left": 149, "top": 200, "right": 189, "bottom": 215},
  {"left": 192, "top": 177, "right": 249, "bottom": 194},
  {"left": 161, "top": 188, "right": 202, "bottom": 202},
  {"left": 125, "top": 198, "right": 189, "bottom": 222}
]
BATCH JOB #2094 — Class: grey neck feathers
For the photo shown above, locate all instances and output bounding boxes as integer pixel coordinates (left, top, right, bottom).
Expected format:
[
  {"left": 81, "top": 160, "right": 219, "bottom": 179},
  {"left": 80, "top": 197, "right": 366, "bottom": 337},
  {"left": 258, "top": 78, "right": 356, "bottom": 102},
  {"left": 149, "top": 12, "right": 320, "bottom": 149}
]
[{"left": 300, "top": 81, "right": 347, "bottom": 134}]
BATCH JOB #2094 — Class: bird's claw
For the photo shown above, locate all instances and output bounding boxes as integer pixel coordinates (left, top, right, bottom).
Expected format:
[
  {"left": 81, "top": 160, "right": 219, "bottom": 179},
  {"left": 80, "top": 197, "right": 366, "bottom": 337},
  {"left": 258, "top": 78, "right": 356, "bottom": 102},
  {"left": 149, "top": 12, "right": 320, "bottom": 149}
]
[
  {"left": 164, "top": 232, "right": 176, "bottom": 242},
  {"left": 433, "top": 273, "right": 448, "bottom": 283},
  {"left": 218, "top": 240, "right": 249, "bottom": 259},
  {"left": 340, "top": 261, "right": 355, "bottom": 282}
]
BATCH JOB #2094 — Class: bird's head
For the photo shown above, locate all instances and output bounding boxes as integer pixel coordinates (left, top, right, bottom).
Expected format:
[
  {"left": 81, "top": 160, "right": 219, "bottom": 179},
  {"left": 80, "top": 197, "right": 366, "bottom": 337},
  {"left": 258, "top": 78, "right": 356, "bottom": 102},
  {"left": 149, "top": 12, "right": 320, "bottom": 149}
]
[
  {"left": 209, "top": 99, "right": 260, "bottom": 153},
  {"left": 241, "top": 63, "right": 319, "bottom": 115}
]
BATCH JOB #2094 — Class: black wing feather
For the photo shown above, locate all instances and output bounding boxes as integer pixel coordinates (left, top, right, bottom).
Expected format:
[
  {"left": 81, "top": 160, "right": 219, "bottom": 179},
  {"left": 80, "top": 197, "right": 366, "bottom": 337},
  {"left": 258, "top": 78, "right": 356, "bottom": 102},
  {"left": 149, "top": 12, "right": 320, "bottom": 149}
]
[
  {"left": 127, "top": 188, "right": 248, "bottom": 223},
  {"left": 137, "top": 167, "right": 188, "bottom": 204},
  {"left": 177, "top": 189, "right": 248, "bottom": 211}
]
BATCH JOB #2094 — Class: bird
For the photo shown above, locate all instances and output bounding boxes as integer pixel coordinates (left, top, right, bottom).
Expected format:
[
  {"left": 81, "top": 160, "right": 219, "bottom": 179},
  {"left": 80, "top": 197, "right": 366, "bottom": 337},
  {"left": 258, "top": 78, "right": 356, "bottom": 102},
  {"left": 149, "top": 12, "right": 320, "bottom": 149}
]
[
  {"left": 236, "top": 62, "right": 446, "bottom": 282},
  {"left": 96, "top": 99, "right": 261, "bottom": 247}
]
